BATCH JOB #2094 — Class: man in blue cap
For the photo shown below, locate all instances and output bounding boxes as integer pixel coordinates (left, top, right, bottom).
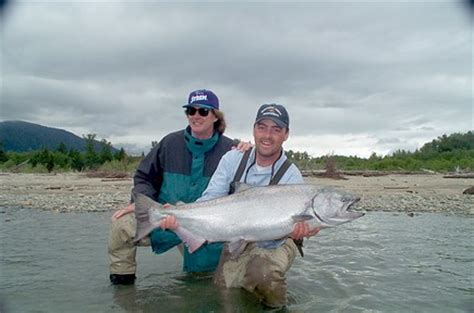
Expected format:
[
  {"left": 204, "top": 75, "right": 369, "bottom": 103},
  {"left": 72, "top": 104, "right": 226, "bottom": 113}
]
[{"left": 108, "top": 89, "right": 247, "bottom": 285}]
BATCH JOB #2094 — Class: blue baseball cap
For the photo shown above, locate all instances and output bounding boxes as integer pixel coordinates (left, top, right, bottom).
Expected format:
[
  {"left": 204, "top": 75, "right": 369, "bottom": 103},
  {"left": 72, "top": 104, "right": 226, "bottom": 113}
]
[
  {"left": 183, "top": 89, "right": 219, "bottom": 110},
  {"left": 255, "top": 104, "right": 290, "bottom": 128}
]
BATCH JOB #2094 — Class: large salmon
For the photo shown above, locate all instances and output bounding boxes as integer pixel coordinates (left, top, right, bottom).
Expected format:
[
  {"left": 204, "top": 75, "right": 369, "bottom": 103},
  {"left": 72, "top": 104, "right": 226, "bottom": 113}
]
[{"left": 133, "top": 184, "right": 363, "bottom": 254}]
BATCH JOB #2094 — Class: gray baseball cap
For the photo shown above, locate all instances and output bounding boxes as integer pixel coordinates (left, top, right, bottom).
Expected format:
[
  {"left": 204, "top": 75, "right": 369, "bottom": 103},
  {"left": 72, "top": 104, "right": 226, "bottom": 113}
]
[{"left": 254, "top": 104, "right": 289, "bottom": 128}]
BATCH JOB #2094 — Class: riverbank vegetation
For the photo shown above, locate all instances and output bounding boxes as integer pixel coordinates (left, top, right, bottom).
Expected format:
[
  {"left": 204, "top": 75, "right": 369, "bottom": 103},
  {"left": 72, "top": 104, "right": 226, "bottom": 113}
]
[
  {"left": 288, "top": 132, "right": 473, "bottom": 173},
  {"left": 0, "top": 134, "right": 140, "bottom": 175},
  {"left": 0, "top": 132, "right": 472, "bottom": 174}
]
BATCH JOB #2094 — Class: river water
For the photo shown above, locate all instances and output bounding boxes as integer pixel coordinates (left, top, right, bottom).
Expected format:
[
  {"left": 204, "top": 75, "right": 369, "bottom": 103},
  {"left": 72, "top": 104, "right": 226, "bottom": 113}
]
[{"left": 1, "top": 208, "right": 472, "bottom": 312}]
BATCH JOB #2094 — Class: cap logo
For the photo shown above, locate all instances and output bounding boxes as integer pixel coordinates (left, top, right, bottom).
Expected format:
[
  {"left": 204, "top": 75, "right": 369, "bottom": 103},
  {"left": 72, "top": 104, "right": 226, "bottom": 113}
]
[
  {"left": 261, "top": 106, "right": 282, "bottom": 117},
  {"left": 190, "top": 94, "right": 208, "bottom": 103}
]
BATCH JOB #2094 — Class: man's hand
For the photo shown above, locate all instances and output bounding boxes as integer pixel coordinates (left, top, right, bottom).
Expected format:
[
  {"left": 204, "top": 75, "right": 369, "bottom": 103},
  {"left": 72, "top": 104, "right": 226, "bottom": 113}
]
[
  {"left": 160, "top": 215, "right": 179, "bottom": 230},
  {"left": 290, "top": 222, "right": 320, "bottom": 240},
  {"left": 111, "top": 203, "right": 135, "bottom": 221}
]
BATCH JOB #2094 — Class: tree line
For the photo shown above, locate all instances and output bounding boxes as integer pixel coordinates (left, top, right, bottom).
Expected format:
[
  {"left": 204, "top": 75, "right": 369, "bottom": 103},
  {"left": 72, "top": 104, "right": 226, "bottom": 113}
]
[
  {"left": 286, "top": 131, "right": 473, "bottom": 173},
  {"left": 0, "top": 131, "right": 472, "bottom": 173},
  {"left": 0, "top": 134, "right": 131, "bottom": 173}
]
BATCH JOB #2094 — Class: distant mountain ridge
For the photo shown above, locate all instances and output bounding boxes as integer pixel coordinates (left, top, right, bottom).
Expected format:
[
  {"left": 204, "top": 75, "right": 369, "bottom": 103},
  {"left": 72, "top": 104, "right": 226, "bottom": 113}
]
[{"left": 0, "top": 120, "right": 117, "bottom": 152}]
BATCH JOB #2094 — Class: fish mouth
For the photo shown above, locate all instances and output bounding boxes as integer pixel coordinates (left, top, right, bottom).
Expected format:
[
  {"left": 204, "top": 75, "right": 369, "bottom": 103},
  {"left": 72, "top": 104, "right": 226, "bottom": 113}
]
[
  {"left": 346, "top": 197, "right": 361, "bottom": 211},
  {"left": 345, "top": 197, "right": 364, "bottom": 217}
]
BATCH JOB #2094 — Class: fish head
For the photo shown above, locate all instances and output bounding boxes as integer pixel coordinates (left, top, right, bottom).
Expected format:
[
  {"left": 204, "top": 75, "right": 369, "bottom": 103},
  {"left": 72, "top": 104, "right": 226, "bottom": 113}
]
[{"left": 309, "top": 187, "right": 363, "bottom": 227}]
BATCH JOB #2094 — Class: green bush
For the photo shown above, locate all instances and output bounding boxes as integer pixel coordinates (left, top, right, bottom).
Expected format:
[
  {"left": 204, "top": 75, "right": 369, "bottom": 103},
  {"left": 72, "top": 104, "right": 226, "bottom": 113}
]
[
  {"left": 0, "top": 159, "right": 17, "bottom": 170},
  {"left": 98, "top": 159, "right": 139, "bottom": 173}
]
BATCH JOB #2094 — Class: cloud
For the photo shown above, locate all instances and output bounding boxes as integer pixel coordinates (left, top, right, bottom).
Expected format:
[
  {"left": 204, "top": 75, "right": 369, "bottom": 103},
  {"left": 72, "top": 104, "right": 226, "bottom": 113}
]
[{"left": 1, "top": 1, "right": 471, "bottom": 156}]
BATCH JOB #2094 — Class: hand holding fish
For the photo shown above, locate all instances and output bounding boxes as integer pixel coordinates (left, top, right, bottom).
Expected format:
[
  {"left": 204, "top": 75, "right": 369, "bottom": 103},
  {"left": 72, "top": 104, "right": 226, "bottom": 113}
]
[
  {"left": 160, "top": 215, "right": 179, "bottom": 230},
  {"left": 290, "top": 222, "right": 320, "bottom": 240}
]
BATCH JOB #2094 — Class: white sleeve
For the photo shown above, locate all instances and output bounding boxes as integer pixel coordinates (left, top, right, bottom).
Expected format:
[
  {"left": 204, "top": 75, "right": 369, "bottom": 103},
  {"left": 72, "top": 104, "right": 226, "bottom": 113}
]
[{"left": 197, "top": 150, "right": 242, "bottom": 201}]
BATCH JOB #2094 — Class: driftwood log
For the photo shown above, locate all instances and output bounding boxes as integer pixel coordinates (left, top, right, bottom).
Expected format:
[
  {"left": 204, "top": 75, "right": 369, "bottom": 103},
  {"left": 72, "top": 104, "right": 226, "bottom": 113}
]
[
  {"left": 444, "top": 174, "right": 474, "bottom": 179},
  {"left": 463, "top": 186, "right": 474, "bottom": 194}
]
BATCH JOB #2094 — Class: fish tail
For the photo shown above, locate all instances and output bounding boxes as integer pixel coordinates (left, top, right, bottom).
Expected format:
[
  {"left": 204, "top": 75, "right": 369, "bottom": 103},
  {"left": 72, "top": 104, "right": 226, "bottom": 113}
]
[
  {"left": 133, "top": 193, "right": 163, "bottom": 243},
  {"left": 132, "top": 192, "right": 205, "bottom": 252},
  {"left": 133, "top": 209, "right": 162, "bottom": 244}
]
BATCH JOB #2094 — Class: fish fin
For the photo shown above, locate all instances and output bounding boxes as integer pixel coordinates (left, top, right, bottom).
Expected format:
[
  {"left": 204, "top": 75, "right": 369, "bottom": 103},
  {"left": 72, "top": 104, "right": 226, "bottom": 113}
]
[
  {"left": 233, "top": 182, "right": 254, "bottom": 193},
  {"left": 291, "top": 214, "right": 314, "bottom": 222},
  {"left": 174, "top": 226, "right": 206, "bottom": 254},
  {"left": 293, "top": 238, "right": 304, "bottom": 257},
  {"left": 228, "top": 239, "right": 248, "bottom": 259}
]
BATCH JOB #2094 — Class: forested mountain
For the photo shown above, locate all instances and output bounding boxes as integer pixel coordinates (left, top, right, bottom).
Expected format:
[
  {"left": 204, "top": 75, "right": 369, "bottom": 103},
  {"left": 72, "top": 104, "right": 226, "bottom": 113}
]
[{"left": 0, "top": 120, "right": 117, "bottom": 152}]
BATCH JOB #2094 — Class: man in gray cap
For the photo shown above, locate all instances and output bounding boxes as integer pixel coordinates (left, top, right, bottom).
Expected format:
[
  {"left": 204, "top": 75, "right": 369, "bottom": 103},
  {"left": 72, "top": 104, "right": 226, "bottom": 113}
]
[{"left": 160, "top": 103, "right": 319, "bottom": 308}]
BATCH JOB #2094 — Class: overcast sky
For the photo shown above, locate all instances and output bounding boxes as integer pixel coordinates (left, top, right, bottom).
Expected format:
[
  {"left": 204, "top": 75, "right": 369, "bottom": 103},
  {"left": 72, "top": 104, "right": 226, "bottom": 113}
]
[{"left": 1, "top": 0, "right": 472, "bottom": 157}]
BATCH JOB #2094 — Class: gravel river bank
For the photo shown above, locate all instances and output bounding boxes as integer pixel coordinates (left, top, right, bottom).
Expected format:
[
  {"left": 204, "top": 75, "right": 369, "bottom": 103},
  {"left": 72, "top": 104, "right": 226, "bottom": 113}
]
[{"left": 0, "top": 172, "right": 473, "bottom": 215}]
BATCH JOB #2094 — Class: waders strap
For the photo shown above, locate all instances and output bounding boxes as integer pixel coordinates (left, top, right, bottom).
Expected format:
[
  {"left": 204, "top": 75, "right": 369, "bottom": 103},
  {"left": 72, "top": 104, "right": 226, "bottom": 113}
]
[
  {"left": 267, "top": 158, "right": 305, "bottom": 257},
  {"left": 228, "top": 149, "right": 252, "bottom": 194},
  {"left": 269, "top": 159, "right": 292, "bottom": 185}
]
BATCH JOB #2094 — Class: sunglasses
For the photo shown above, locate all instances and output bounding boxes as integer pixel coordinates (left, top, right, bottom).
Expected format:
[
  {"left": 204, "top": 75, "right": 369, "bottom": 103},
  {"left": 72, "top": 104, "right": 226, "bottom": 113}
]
[{"left": 185, "top": 107, "right": 211, "bottom": 117}]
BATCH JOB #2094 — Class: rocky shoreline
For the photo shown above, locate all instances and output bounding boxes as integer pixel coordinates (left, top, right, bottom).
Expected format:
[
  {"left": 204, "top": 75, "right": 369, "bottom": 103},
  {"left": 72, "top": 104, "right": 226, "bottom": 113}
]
[{"left": 0, "top": 172, "right": 473, "bottom": 215}]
